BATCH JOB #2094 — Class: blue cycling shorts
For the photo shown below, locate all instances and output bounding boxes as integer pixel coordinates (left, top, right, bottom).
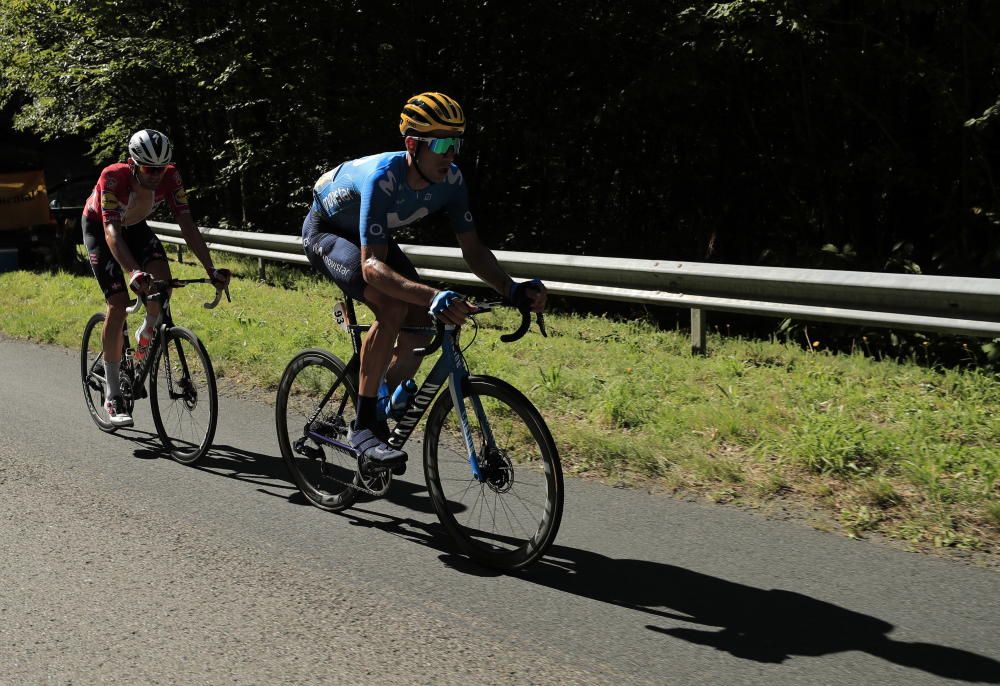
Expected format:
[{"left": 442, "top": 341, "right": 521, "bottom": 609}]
[{"left": 301, "top": 208, "right": 419, "bottom": 302}]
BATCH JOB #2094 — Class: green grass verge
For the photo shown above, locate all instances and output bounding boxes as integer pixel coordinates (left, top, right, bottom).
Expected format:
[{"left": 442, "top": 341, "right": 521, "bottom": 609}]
[{"left": 3, "top": 253, "right": 998, "bottom": 557}]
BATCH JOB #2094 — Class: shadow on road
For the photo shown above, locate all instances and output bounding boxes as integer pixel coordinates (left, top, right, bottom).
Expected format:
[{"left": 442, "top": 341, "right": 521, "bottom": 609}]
[
  {"left": 108, "top": 428, "right": 998, "bottom": 681},
  {"left": 115, "top": 429, "right": 441, "bottom": 515},
  {"left": 309, "top": 506, "right": 1000, "bottom": 682},
  {"left": 520, "top": 545, "right": 1000, "bottom": 683}
]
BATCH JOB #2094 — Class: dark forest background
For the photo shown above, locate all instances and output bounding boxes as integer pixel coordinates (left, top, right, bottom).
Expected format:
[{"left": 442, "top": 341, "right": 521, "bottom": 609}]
[{"left": 2, "top": 0, "right": 999, "bottom": 277}]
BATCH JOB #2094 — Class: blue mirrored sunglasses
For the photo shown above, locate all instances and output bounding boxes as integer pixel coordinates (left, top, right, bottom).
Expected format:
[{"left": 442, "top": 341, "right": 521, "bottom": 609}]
[{"left": 412, "top": 136, "right": 462, "bottom": 155}]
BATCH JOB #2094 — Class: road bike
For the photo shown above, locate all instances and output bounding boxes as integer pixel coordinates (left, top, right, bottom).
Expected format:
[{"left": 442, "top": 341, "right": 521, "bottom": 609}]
[
  {"left": 81, "top": 278, "right": 229, "bottom": 464},
  {"left": 275, "top": 296, "right": 563, "bottom": 571}
]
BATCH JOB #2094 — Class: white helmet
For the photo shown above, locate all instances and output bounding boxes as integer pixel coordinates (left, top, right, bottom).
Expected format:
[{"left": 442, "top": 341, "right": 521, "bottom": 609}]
[{"left": 128, "top": 129, "right": 173, "bottom": 166}]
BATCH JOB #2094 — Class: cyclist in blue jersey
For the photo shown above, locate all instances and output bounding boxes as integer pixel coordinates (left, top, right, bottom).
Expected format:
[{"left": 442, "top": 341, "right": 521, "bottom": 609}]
[{"left": 302, "top": 92, "right": 546, "bottom": 472}]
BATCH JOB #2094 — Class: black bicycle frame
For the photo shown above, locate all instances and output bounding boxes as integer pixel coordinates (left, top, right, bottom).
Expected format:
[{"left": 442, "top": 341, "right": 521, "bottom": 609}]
[{"left": 125, "top": 301, "right": 173, "bottom": 390}]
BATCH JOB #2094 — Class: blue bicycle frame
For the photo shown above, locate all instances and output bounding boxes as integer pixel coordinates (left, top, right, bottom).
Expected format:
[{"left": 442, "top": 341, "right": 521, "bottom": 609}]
[{"left": 304, "top": 301, "right": 500, "bottom": 483}]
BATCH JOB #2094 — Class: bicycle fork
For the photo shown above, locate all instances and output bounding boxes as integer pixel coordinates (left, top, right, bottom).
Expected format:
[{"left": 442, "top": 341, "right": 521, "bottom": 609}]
[{"left": 445, "top": 346, "right": 496, "bottom": 483}]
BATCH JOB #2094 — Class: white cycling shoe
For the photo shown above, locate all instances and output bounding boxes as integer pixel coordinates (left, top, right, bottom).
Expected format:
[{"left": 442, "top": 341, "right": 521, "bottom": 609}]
[{"left": 104, "top": 395, "right": 134, "bottom": 428}]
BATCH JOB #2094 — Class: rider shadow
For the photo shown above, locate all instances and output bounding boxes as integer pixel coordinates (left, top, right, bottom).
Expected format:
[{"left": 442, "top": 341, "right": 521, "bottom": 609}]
[
  {"left": 115, "top": 429, "right": 450, "bottom": 516},
  {"left": 114, "top": 428, "right": 167, "bottom": 460},
  {"left": 113, "top": 430, "right": 297, "bottom": 492},
  {"left": 516, "top": 545, "right": 1000, "bottom": 682},
  {"left": 357, "top": 477, "right": 449, "bottom": 517},
  {"left": 335, "top": 506, "right": 500, "bottom": 577},
  {"left": 193, "top": 443, "right": 297, "bottom": 491}
]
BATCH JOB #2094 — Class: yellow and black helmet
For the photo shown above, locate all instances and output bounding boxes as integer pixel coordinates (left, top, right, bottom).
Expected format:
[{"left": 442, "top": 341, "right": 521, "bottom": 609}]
[{"left": 399, "top": 92, "right": 465, "bottom": 135}]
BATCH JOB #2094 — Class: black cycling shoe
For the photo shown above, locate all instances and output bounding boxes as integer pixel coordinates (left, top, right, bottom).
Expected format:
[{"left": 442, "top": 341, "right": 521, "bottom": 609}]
[
  {"left": 349, "top": 421, "right": 407, "bottom": 470},
  {"left": 371, "top": 420, "right": 407, "bottom": 476}
]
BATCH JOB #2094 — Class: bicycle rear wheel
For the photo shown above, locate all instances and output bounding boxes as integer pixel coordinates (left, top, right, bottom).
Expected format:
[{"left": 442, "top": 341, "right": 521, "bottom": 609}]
[
  {"left": 424, "top": 375, "right": 563, "bottom": 571},
  {"left": 81, "top": 312, "right": 119, "bottom": 433},
  {"left": 149, "top": 326, "right": 218, "bottom": 464},
  {"left": 275, "top": 348, "right": 360, "bottom": 512}
]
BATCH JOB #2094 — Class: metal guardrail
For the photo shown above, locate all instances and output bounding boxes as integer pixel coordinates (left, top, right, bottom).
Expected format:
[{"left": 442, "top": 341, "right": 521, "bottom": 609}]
[{"left": 148, "top": 220, "right": 1000, "bottom": 351}]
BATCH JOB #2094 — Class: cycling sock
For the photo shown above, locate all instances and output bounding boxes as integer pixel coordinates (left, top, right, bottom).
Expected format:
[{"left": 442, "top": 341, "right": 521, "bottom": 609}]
[
  {"left": 356, "top": 394, "right": 377, "bottom": 431},
  {"left": 104, "top": 359, "right": 121, "bottom": 398}
]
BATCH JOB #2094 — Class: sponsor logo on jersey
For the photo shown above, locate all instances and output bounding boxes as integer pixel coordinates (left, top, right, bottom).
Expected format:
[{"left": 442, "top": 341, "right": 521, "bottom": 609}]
[
  {"left": 333, "top": 187, "right": 353, "bottom": 207},
  {"left": 387, "top": 208, "right": 429, "bottom": 228},
  {"left": 104, "top": 175, "right": 118, "bottom": 190},
  {"left": 369, "top": 223, "right": 384, "bottom": 236},
  {"left": 464, "top": 211, "right": 473, "bottom": 223},
  {"left": 446, "top": 167, "right": 462, "bottom": 185},
  {"left": 101, "top": 192, "right": 120, "bottom": 210},
  {"left": 378, "top": 170, "right": 397, "bottom": 196},
  {"left": 322, "top": 255, "right": 353, "bottom": 278}
]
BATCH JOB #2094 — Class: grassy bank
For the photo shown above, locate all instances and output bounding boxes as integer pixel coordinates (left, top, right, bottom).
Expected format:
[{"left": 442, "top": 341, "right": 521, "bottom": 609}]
[{"left": 2, "top": 255, "right": 997, "bottom": 559}]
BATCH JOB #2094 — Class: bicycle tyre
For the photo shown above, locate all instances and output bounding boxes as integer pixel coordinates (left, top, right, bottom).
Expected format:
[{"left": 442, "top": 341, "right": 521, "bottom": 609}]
[
  {"left": 275, "top": 348, "right": 360, "bottom": 512},
  {"left": 81, "top": 312, "right": 117, "bottom": 433},
  {"left": 149, "top": 326, "right": 218, "bottom": 464},
  {"left": 424, "top": 375, "right": 563, "bottom": 571}
]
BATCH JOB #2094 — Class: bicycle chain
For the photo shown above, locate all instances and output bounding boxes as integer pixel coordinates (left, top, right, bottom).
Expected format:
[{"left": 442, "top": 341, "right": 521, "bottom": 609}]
[
  {"left": 323, "top": 468, "right": 392, "bottom": 498},
  {"left": 306, "top": 433, "right": 393, "bottom": 497}
]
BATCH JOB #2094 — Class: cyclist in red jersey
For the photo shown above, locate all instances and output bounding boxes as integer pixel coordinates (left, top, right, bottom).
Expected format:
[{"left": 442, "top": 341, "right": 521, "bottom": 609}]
[{"left": 82, "top": 129, "right": 231, "bottom": 427}]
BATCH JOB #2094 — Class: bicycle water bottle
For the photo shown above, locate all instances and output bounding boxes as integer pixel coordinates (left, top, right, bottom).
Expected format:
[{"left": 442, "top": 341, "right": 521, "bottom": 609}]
[
  {"left": 376, "top": 381, "right": 391, "bottom": 421},
  {"left": 388, "top": 379, "right": 417, "bottom": 419}
]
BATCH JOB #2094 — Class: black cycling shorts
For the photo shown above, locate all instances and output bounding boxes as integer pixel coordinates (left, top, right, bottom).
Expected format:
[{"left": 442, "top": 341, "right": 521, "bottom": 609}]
[
  {"left": 81, "top": 212, "right": 168, "bottom": 299},
  {"left": 301, "top": 208, "right": 419, "bottom": 302}
]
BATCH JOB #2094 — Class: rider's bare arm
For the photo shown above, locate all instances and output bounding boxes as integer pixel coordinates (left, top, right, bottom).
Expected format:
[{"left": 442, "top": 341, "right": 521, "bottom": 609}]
[
  {"left": 360, "top": 244, "right": 439, "bottom": 306},
  {"left": 103, "top": 217, "right": 141, "bottom": 274},
  {"left": 177, "top": 211, "right": 217, "bottom": 274},
  {"left": 456, "top": 231, "right": 515, "bottom": 298}
]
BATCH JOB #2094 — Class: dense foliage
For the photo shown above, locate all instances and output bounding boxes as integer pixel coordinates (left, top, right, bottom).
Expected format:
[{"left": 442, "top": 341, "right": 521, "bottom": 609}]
[{"left": 2, "top": 1, "right": 998, "bottom": 275}]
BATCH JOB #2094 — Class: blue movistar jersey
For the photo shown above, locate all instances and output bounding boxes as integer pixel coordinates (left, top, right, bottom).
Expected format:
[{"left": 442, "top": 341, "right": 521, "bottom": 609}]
[{"left": 311, "top": 152, "right": 475, "bottom": 246}]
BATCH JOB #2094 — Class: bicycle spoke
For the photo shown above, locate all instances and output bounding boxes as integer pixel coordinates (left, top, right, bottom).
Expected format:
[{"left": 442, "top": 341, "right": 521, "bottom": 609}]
[
  {"left": 425, "top": 378, "right": 563, "bottom": 569},
  {"left": 275, "top": 350, "right": 360, "bottom": 512},
  {"left": 150, "top": 328, "right": 217, "bottom": 464}
]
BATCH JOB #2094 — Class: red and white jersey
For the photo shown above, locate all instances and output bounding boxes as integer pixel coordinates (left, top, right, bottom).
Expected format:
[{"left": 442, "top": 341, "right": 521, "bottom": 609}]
[{"left": 84, "top": 162, "right": 190, "bottom": 226}]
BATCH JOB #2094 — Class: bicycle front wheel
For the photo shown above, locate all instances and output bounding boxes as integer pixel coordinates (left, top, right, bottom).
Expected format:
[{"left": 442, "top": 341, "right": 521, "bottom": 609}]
[
  {"left": 81, "top": 312, "right": 117, "bottom": 433},
  {"left": 424, "top": 375, "right": 563, "bottom": 571},
  {"left": 275, "top": 348, "right": 359, "bottom": 512},
  {"left": 149, "top": 326, "right": 218, "bottom": 464}
]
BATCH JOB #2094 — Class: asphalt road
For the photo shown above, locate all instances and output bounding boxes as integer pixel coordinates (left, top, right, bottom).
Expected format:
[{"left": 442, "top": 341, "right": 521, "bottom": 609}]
[{"left": 1, "top": 337, "right": 998, "bottom": 685}]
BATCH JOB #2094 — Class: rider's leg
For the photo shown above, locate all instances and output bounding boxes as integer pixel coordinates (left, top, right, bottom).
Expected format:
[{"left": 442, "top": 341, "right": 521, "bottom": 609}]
[
  {"left": 385, "top": 303, "right": 433, "bottom": 389},
  {"left": 379, "top": 241, "right": 431, "bottom": 389},
  {"left": 102, "top": 290, "right": 130, "bottom": 395},
  {"left": 351, "top": 286, "right": 409, "bottom": 466},
  {"left": 357, "top": 287, "right": 408, "bottom": 401}
]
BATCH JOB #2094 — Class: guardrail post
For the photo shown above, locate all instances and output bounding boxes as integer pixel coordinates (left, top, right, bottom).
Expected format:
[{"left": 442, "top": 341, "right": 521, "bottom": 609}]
[
  {"left": 691, "top": 308, "right": 707, "bottom": 355},
  {"left": 258, "top": 257, "right": 266, "bottom": 281},
  {"left": 176, "top": 245, "right": 184, "bottom": 264}
]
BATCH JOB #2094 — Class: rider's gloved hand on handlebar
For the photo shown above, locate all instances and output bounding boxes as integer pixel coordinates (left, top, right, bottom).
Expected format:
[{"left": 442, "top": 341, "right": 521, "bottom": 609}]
[
  {"left": 429, "top": 290, "right": 475, "bottom": 326},
  {"left": 507, "top": 278, "right": 547, "bottom": 313},
  {"left": 128, "top": 269, "right": 152, "bottom": 296},
  {"left": 207, "top": 267, "right": 231, "bottom": 289}
]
